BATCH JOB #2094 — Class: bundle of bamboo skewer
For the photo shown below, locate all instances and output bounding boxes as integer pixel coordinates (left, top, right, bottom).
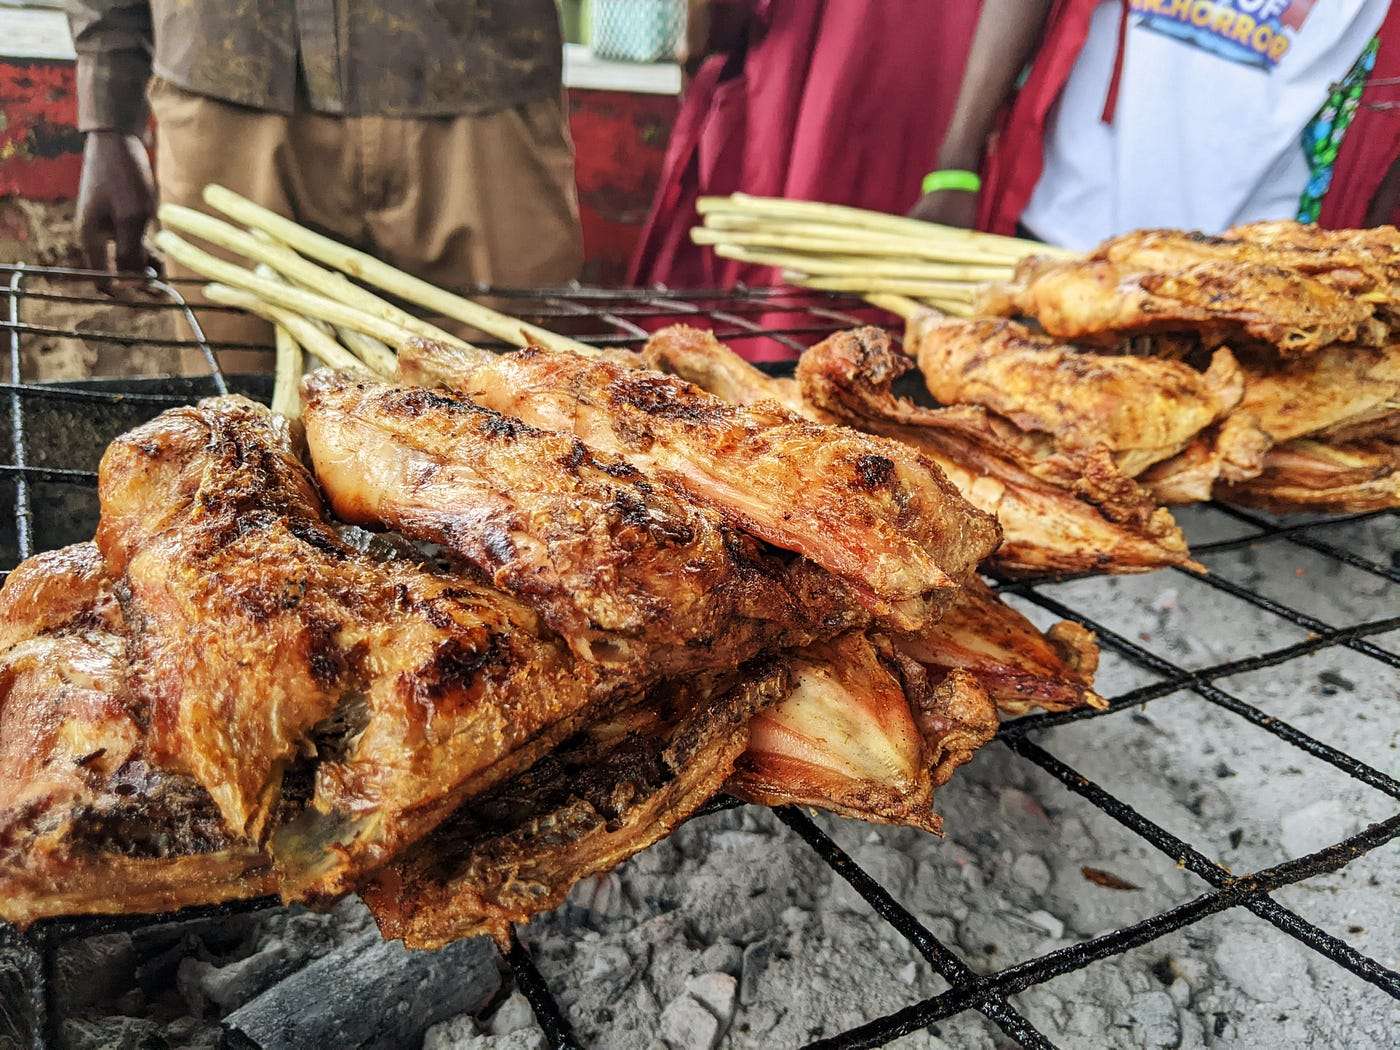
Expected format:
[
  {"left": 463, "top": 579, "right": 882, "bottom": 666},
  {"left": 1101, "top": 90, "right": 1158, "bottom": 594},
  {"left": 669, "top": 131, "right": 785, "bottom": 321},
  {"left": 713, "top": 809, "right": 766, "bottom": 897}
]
[
  {"left": 689, "top": 193, "right": 1074, "bottom": 319},
  {"left": 156, "top": 185, "right": 595, "bottom": 418}
]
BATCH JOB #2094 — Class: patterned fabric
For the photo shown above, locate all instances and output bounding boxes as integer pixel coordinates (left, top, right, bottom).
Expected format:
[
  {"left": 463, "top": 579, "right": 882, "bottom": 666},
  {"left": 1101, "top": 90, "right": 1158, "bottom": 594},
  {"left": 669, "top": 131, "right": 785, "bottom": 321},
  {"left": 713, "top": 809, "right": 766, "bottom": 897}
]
[
  {"left": 66, "top": 0, "right": 563, "bottom": 133},
  {"left": 1298, "top": 35, "right": 1380, "bottom": 223}
]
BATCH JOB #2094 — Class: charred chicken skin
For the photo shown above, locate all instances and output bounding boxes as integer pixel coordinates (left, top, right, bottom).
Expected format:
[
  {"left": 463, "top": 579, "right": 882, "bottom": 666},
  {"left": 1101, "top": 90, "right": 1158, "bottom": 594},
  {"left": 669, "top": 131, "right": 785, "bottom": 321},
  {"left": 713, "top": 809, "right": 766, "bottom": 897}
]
[
  {"left": 0, "top": 544, "right": 275, "bottom": 926},
  {"left": 96, "top": 395, "right": 636, "bottom": 898},
  {"left": 911, "top": 315, "right": 1246, "bottom": 477},
  {"left": 367, "top": 660, "right": 793, "bottom": 948},
  {"left": 980, "top": 253, "right": 1383, "bottom": 355},
  {"left": 396, "top": 338, "right": 1001, "bottom": 631},
  {"left": 790, "top": 324, "right": 1193, "bottom": 574},
  {"left": 300, "top": 370, "right": 856, "bottom": 678}
]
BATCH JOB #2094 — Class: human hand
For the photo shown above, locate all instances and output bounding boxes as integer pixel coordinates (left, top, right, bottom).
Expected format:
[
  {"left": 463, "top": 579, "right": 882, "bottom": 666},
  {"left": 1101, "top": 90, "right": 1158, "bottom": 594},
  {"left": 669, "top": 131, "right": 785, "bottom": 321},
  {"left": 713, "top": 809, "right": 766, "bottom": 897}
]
[
  {"left": 908, "top": 190, "right": 979, "bottom": 229},
  {"left": 75, "top": 131, "right": 157, "bottom": 284}
]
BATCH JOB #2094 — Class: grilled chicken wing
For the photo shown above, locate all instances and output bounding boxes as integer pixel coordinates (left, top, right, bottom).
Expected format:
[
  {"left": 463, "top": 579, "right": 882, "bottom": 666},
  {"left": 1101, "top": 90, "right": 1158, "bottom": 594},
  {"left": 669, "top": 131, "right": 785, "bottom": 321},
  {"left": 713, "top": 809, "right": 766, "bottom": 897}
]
[
  {"left": 1098, "top": 227, "right": 1400, "bottom": 303},
  {"left": 367, "top": 660, "right": 793, "bottom": 948},
  {"left": 96, "top": 395, "right": 630, "bottom": 898},
  {"left": 1234, "top": 342, "right": 1400, "bottom": 445},
  {"left": 300, "top": 371, "right": 855, "bottom": 677},
  {"left": 912, "top": 315, "right": 1245, "bottom": 476},
  {"left": 798, "top": 325, "right": 1194, "bottom": 573},
  {"left": 639, "top": 324, "right": 810, "bottom": 416},
  {"left": 1139, "top": 414, "right": 1273, "bottom": 505},
  {"left": 1220, "top": 439, "right": 1400, "bottom": 512},
  {"left": 397, "top": 339, "right": 1001, "bottom": 632},
  {"left": 980, "top": 254, "right": 1383, "bottom": 355},
  {"left": 895, "top": 578, "right": 1103, "bottom": 716},
  {"left": 0, "top": 544, "right": 274, "bottom": 925},
  {"left": 727, "top": 631, "right": 943, "bottom": 832}
]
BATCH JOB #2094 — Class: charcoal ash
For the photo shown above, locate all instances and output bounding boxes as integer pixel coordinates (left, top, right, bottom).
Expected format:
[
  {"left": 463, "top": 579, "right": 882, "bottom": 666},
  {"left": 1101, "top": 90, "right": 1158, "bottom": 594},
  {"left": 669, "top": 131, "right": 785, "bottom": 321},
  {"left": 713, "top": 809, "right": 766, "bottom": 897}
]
[{"left": 38, "top": 898, "right": 501, "bottom": 1050}]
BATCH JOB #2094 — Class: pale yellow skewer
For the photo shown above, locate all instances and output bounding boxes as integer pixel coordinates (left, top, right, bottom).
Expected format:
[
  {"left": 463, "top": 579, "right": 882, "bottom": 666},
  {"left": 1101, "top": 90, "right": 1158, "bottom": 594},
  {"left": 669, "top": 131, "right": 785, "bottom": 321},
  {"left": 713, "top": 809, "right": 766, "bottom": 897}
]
[
  {"left": 703, "top": 215, "right": 1034, "bottom": 264},
  {"left": 692, "top": 227, "right": 1029, "bottom": 266},
  {"left": 160, "top": 204, "right": 469, "bottom": 350},
  {"left": 921, "top": 298, "right": 974, "bottom": 318},
  {"left": 861, "top": 294, "right": 924, "bottom": 320},
  {"left": 712, "top": 243, "right": 1012, "bottom": 282},
  {"left": 202, "top": 184, "right": 594, "bottom": 355},
  {"left": 204, "top": 284, "right": 376, "bottom": 373},
  {"left": 697, "top": 192, "right": 1079, "bottom": 258},
  {"left": 157, "top": 230, "right": 419, "bottom": 351},
  {"left": 271, "top": 323, "right": 304, "bottom": 419},
  {"left": 335, "top": 327, "right": 399, "bottom": 376},
  {"left": 791, "top": 274, "right": 979, "bottom": 300}
]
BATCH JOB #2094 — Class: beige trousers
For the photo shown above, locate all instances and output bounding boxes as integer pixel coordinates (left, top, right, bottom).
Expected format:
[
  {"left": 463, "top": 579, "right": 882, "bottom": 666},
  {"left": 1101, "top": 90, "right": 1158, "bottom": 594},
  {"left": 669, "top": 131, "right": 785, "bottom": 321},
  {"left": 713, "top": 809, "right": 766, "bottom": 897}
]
[{"left": 149, "top": 77, "right": 584, "bottom": 373}]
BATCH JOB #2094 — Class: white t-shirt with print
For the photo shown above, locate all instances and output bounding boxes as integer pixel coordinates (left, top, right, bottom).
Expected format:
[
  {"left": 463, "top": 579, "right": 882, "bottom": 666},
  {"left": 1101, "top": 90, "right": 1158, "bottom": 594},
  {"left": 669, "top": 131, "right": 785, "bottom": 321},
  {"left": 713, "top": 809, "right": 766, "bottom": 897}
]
[{"left": 1021, "top": 0, "right": 1390, "bottom": 249}]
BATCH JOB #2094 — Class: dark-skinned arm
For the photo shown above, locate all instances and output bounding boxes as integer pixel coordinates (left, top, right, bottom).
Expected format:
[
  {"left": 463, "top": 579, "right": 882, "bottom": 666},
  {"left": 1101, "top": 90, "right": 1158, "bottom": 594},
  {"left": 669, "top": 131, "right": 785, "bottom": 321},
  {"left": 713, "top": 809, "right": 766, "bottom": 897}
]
[
  {"left": 66, "top": 0, "right": 157, "bottom": 277},
  {"left": 909, "top": 0, "right": 1055, "bottom": 227}
]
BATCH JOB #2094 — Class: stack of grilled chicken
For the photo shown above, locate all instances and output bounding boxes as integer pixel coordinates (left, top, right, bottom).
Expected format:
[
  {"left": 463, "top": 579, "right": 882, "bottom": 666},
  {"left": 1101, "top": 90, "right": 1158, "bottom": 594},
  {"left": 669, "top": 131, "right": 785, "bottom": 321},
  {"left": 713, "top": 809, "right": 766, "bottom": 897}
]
[
  {"left": 1, "top": 334, "right": 1115, "bottom": 949},
  {"left": 914, "top": 221, "right": 1399, "bottom": 514}
]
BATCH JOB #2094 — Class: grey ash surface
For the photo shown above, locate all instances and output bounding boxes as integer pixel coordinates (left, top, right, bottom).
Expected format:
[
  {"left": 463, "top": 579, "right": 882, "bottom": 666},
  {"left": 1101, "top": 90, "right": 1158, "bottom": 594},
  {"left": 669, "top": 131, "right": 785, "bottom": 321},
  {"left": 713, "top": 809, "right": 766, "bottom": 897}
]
[{"left": 22, "top": 507, "right": 1399, "bottom": 1050}]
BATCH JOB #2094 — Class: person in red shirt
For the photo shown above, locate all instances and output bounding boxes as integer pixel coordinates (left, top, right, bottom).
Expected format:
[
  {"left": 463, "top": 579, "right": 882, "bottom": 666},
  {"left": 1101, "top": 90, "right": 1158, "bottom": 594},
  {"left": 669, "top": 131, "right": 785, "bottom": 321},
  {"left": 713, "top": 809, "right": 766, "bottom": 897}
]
[{"left": 629, "top": 0, "right": 982, "bottom": 291}]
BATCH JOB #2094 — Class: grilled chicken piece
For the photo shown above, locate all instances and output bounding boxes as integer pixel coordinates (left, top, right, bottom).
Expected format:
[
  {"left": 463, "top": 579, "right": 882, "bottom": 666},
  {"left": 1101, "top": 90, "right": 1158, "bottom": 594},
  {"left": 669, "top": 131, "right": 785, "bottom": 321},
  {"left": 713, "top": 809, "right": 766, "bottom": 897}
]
[
  {"left": 0, "top": 544, "right": 274, "bottom": 925},
  {"left": 1097, "top": 227, "right": 1400, "bottom": 302},
  {"left": 366, "top": 661, "right": 792, "bottom": 948},
  {"left": 1220, "top": 439, "right": 1400, "bottom": 512},
  {"left": 799, "top": 325, "right": 1194, "bottom": 573},
  {"left": 397, "top": 339, "right": 1001, "bottom": 632},
  {"left": 95, "top": 395, "right": 629, "bottom": 898},
  {"left": 728, "top": 632, "right": 944, "bottom": 832},
  {"left": 300, "top": 370, "right": 854, "bottom": 677},
  {"left": 1139, "top": 414, "right": 1273, "bottom": 505},
  {"left": 895, "top": 578, "right": 1103, "bottom": 716},
  {"left": 1226, "top": 221, "right": 1400, "bottom": 298},
  {"left": 912, "top": 315, "right": 1245, "bottom": 476},
  {"left": 640, "top": 324, "right": 810, "bottom": 417},
  {"left": 980, "top": 254, "right": 1383, "bottom": 355},
  {"left": 1235, "top": 342, "right": 1400, "bottom": 445}
]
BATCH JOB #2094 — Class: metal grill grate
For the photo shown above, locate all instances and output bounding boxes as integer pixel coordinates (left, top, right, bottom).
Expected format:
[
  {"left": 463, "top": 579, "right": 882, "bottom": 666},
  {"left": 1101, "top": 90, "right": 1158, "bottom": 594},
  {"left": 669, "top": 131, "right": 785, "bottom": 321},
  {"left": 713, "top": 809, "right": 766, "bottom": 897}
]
[{"left": 2, "top": 263, "right": 1396, "bottom": 1050}]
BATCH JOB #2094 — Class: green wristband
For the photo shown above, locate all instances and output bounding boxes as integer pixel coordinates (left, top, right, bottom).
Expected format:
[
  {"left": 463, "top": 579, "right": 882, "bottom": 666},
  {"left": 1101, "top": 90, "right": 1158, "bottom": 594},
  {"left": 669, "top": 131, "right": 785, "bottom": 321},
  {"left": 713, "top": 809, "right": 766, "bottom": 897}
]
[{"left": 922, "top": 169, "right": 982, "bottom": 194}]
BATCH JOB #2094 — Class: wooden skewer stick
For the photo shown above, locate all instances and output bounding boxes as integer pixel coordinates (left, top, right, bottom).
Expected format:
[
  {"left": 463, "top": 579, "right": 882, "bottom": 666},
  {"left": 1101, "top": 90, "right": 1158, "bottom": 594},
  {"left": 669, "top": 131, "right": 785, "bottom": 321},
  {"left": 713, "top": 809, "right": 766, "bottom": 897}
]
[
  {"left": 790, "top": 274, "right": 979, "bottom": 300},
  {"left": 712, "top": 243, "right": 1012, "bottom": 282},
  {"left": 204, "top": 284, "right": 375, "bottom": 373},
  {"left": 202, "top": 184, "right": 595, "bottom": 355},
  {"left": 692, "top": 227, "right": 1029, "bottom": 266},
  {"left": 703, "top": 214, "right": 1032, "bottom": 263},
  {"left": 271, "top": 323, "right": 305, "bottom": 418},
  {"left": 156, "top": 230, "right": 417, "bottom": 351},
  {"left": 697, "top": 193, "right": 1079, "bottom": 259},
  {"left": 160, "top": 203, "right": 469, "bottom": 350},
  {"left": 861, "top": 294, "right": 924, "bottom": 320}
]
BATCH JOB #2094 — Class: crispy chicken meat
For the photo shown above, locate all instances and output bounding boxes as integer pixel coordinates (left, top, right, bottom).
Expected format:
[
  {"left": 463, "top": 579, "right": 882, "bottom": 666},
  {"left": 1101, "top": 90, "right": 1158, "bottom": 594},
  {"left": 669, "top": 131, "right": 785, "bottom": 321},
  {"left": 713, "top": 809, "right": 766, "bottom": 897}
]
[
  {"left": 300, "top": 370, "right": 857, "bottom": 677},
  {"left": 97, "top": 395, "right": 645, "bottom": 899},
  {"left": 793, "top": 323, "right": 1196, "bottom": 574},
  {"left": 1234, "top": 342, "right": 1400, "bottom": 446},
  {"left": 1219, "top": 439, "right": 1400, "bottom": 513},
  {"left": 911, "top": 315, "right": 1247, "bottom": 477},
  {"left": 1098, "top": 227, "right": 1400, "bottom": 305},
  {"left": 0, "top": 544, "right": 275, "bottom": 926},
  {"left": 396, "top": 338, "right": 1001, "bottom": 631},
  {"left": 979, "top": 252, "right": 1384, "bottom": 355},
  {"left": 367, "top": 659, "right": 794, "bottom": 948}
]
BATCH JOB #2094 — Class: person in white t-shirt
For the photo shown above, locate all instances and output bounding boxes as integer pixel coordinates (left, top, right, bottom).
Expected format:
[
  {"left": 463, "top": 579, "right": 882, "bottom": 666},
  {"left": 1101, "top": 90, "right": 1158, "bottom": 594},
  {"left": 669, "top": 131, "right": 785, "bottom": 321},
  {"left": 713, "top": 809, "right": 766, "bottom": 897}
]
[{"left": 911, "top": 0, "right": 1399, "bottom": 247}]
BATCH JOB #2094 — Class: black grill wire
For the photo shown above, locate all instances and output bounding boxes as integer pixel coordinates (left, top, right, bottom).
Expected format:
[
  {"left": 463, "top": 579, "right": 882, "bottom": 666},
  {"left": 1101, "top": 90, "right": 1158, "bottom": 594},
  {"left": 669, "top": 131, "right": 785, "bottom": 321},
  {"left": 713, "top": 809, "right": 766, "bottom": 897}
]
[{"left": 1, "top": 262, "right": 1396, "bottom": 1050}]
